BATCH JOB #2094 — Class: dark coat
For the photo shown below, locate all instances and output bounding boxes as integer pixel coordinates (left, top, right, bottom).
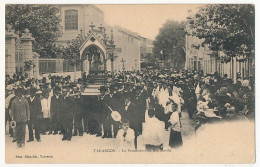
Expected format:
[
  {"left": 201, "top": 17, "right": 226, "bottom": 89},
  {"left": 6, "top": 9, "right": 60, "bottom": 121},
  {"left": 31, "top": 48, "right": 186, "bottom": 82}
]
[
  {"left": 126, "top": 94, "right": 146, "bottom": 133},
  {"left": 96, "top": 94, "right": 110, "bottom": 121},
  {"left": 60, "top": 96, "right": 74, "bottom": 120},
  {"left": 50, "top": 95, "right": 61, "bottom": 119},
  {"left": 183, "top": 87, "right": 196, "bottom": 110},
  {"left": 110, "top": 92, "right": 125, "bottom": 114},
  {"left": 72, "top": 96, "right": 83, "bottom": 117},
  {"left": 81, "top": 95, "right": 98, "bottom": 120},
  {"left": 11, "top": 97, "right": 30, "bottom": 123},
  {"left": 27, "top": 96, "right": 42, "bottom": 121}
]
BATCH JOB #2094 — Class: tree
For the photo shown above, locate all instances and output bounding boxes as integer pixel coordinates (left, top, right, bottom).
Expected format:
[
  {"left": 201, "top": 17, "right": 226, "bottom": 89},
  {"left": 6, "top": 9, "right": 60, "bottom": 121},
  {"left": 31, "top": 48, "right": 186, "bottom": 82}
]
[
  {"left": 141, "top": 53, "right": 160, "bottom": 69},
  {"left": 6, "top": 4, "right": 63, "bottom": 58},
  {"left": 186, "top": 4, "right": 255, "bottom": 62},
  {"left": 62, "top": 34, "right": 87, "bottom": 80},
  {"left": 153, "top": 20, "right": 186, "bottom": 70},
  {"left": 24, "top": 60, "right": 35, "bottom": 73}
]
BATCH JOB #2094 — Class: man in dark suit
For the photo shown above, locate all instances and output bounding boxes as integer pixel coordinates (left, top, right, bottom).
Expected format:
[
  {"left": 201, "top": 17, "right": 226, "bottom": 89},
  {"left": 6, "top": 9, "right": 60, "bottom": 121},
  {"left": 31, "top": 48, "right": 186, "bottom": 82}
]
[
  {"left": 72, "top": 88, "right": 84, "bottom": 136},
  {"left": 110, "top": 82, "right": 125, "bottom": 138},
  {"left": 126, "top": 85, "right": 146, "bottom": 149},
  {"left": 11, "top": 88, "right": 30, "bottom": 148},
  {"left": 27, "top": 88, "right": 42, "bottom": 142},
  {"left": 101, "top": 86, "right": 112, "bottom": 138},
  {"left": 60, "top": 87, "right": 74, "bottom": 141},
  {"left": 94, "top": 86, "right": 107, "bottom": 137},
  {"left": 50, "top": 87, "right": 61, "bottom": 135}
]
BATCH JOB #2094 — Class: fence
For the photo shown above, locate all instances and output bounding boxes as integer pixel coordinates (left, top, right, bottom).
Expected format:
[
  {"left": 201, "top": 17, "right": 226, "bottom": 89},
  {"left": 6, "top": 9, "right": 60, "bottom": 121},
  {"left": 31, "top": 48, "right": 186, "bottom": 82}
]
[{"left": 39, "top": 58, "right": 81, "bottom": 75}]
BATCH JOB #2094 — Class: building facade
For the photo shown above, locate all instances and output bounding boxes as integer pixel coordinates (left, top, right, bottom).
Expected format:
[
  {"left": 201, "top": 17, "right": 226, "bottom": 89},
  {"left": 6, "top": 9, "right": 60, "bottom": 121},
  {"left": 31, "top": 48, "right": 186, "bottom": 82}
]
[
  {"left": 58, "top": 4, "right": 105, "bottom": 43},
  {"left": 58, "top": 4, "right": 143, "bottom": 74},
  {"left": 5, "top": 4, "right": 152, "bottom": 78},
  {"left": 185, "top": 35, "right": 254, "bottom": 82},
  {"left": 107, "top": 25, "right": 141, "bottom": 72}
]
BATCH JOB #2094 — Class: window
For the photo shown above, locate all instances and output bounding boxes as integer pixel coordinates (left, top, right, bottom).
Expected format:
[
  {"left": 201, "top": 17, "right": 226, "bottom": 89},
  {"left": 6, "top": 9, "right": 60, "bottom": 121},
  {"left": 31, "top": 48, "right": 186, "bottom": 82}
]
[{"left": 65, "top": 10, "right": 78, "bottom": 30}]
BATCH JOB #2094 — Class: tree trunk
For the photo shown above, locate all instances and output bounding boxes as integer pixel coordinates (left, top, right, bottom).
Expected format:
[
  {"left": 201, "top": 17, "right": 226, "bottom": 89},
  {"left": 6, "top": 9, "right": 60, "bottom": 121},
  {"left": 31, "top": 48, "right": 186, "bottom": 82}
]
[{"left": 74, "top": 64, "right": 76, "bottom": 82}]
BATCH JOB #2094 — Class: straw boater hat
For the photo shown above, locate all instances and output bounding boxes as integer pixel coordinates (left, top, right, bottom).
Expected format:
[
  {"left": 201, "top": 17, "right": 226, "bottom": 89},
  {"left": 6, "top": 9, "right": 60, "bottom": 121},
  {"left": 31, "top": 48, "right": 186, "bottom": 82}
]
[
  {"left": 242, "top": 80, "right": 249, "bottom": 87},
  {"left": 111, "top": 111, "right": 121, "bottom": 122}
]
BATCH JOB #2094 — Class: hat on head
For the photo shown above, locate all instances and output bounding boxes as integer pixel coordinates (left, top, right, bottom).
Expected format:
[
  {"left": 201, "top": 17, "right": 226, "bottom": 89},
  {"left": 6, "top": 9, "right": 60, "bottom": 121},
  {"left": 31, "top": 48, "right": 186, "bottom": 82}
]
[
  {"left": 242, "top": 80, "right": 249, "bottom": 87},
  {"left": 219, "top": 87, "right": 228, "bottom": 95},
  {"left": 15, "top": 88, "right": 24, "bottom": 96},
  {"left": 130, "top": 81, "right": 135, "bottom": 85},
  {"left": 99, "top": 86, "right": 107, "bottom": 92},
  {"left": 42, "top": 88, "right": 51, "bottom": 94},
  {"left": 54, "top": 86, "right": 61, "bottom": 92},
  {"left": 30, "top": 88, "right": 38, "bottom": 94},
  {"left": 62, "top": 87, "right": 69, "bottom": 92},
  {"left": 109, "top": 84, "right": 115, "bottom": 90},
  {"left": 124, "top": 82, "right": 130, "bottom": 87},
  {"left": 135, "top": 84, "right": 143, "bottom": 90},
  {"left": 73, "top": 87, "right": 79, "bottom": 92}
]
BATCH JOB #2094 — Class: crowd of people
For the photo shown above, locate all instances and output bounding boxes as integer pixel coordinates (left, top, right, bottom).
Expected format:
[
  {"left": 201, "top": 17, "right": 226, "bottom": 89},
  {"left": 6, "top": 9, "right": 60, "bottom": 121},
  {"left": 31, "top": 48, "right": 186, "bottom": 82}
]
[{"left": 5, "top": 69, "right": 255, "bottom": 150}]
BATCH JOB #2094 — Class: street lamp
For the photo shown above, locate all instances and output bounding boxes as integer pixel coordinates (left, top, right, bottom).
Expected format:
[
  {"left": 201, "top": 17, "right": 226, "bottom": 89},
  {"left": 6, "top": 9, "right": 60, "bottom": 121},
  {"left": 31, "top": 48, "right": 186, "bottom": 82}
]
[
  {"left": 107, "top": 29, "right": 117, "bottom": 77},
  {"left": 120, "top": 58, "right": 126, "bottom": 71},
  {"left": 107, "top": 45, "right": 116, "bottom": 77}
]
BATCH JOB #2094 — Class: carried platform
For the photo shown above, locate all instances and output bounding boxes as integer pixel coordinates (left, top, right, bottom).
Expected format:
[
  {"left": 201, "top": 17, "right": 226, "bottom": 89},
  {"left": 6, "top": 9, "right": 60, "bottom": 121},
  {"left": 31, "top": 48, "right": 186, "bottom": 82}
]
[
  {"left": 81, "top": 70, "right": 109, "bottom": 96},
  {"left": 81, "top": 84, "right": 103, "bottom": 96}
]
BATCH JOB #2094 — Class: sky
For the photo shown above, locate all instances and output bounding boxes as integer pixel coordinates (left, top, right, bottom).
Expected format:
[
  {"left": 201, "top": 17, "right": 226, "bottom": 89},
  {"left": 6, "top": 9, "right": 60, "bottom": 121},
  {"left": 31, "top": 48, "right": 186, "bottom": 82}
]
[{"left": 96, "top": 4, "right": 203, "bottom": 40}]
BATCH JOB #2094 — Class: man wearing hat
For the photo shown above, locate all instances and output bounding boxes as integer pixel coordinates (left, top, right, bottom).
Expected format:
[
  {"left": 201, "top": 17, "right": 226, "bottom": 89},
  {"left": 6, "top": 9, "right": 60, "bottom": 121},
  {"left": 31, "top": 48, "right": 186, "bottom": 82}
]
[
  {"left": 72, "top": 87, "right": 84, "bottom": 136},
  {"left": 183, "top": 82, "right": 197, "bottom": 119},
  {"left": 27, "top": 88, "right": 42, "bottom": 142},
  {"left": 50, "top": 87, "right": 61, "bottom": 135},
  {"left": 11, "top": 88, "right": 30, "bottom": 148},
  {"left": 110, "top": 81, "right": 125, "bottom": 138},
  {"left": 215, "top": 87, "right": 232, "bottom": 118},
  {"left": 41, "top": 88, "right": 52, "bottom": 135},
  {"left": 5, "top": 88, "right": 15, "bottom": 138},
  {"left": 60, "top": 87, "right": 74, "bottom": 141},
  {"left": 126, "top": 84, "right": 146, "bottom": 149},
  {"left": 96, "top": 86, "right": 109, "bottom": 138}
]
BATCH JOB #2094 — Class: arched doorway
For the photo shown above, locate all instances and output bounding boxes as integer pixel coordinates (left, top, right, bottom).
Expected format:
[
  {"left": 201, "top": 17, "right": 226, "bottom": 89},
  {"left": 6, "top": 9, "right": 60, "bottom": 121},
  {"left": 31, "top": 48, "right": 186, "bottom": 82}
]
[{"left": 82, "top": 44, "right": 106, "bottom": 72}]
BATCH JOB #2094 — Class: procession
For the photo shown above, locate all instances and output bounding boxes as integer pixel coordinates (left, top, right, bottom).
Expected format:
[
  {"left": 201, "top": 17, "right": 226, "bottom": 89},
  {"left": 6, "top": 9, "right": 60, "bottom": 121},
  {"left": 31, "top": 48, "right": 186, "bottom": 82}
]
[
  {"left": 5, "top": 68, "right": 255, "bottom": 150},
  {"left": 4, "top": 3, "right": 255, "bottom": 164}
]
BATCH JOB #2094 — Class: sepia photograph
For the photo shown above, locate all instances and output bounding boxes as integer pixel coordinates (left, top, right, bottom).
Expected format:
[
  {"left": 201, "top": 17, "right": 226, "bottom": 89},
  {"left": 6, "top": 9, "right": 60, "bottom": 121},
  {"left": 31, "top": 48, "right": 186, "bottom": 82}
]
[{"left": 2, "top": 1, "right": 256, "bottom": 164}]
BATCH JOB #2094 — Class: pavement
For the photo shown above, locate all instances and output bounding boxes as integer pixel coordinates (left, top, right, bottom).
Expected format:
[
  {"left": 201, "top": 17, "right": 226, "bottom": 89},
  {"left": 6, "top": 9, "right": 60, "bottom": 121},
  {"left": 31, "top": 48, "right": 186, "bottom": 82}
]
[
  {"left": 5, "top": 110, "right": 255, "bottom": 164},
  {"left": 5, "top": 110, "right": 198, "bottom": 163}
]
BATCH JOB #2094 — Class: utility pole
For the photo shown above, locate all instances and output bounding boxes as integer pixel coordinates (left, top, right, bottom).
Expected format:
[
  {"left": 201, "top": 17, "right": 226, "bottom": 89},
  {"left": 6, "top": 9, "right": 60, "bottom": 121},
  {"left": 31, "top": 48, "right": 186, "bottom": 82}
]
[{"left": 135, "top": 59, "right": 137, "bottom": 70}]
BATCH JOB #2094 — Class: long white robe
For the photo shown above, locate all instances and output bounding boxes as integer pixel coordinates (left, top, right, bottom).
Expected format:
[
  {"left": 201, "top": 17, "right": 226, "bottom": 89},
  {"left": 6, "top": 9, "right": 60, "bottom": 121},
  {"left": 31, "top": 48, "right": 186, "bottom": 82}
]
[
  {"left": 158, "top": 88, "right": 169, "bottom": 108},
  {"left": 41, "top": 96, "right": 51, "bottom": 118},
  {"left": 116, "top": 128, "right": 135, "bottom": 150}
]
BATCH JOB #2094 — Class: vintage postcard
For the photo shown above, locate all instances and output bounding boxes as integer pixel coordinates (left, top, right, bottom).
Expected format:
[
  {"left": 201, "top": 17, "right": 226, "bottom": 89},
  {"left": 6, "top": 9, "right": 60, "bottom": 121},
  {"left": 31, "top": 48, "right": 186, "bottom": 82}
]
[{"left": 4, "top": 3, "right": 255, "bottom": 164}]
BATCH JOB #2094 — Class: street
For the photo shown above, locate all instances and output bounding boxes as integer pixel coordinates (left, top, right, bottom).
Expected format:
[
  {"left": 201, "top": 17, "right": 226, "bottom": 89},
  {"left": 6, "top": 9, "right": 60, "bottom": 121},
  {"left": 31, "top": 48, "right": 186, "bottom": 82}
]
[{"left": 5, "top": 110, "right": 254, "bottom": 164}]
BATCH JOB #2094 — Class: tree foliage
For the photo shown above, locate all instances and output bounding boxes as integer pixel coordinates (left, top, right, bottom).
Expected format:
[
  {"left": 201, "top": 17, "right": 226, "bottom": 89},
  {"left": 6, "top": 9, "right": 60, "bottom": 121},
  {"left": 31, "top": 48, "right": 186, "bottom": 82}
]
[
  {"left": 62, "top": 34, "right": 87, "bottom": 66},
  {"left": 153, "top": 20, "right": 186, "bottom": 69},
  {"left": 24, "top": 60, "right": 35, "bottom": 72},
  {"left": 6, "top": 4, "right": 63, "bottom": 58},
  {"left": 186, "top": 4, "right": 255, "bottom": 61},
  {"left": 143, "top": 53, "right": 160, "bottom": 69}
]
